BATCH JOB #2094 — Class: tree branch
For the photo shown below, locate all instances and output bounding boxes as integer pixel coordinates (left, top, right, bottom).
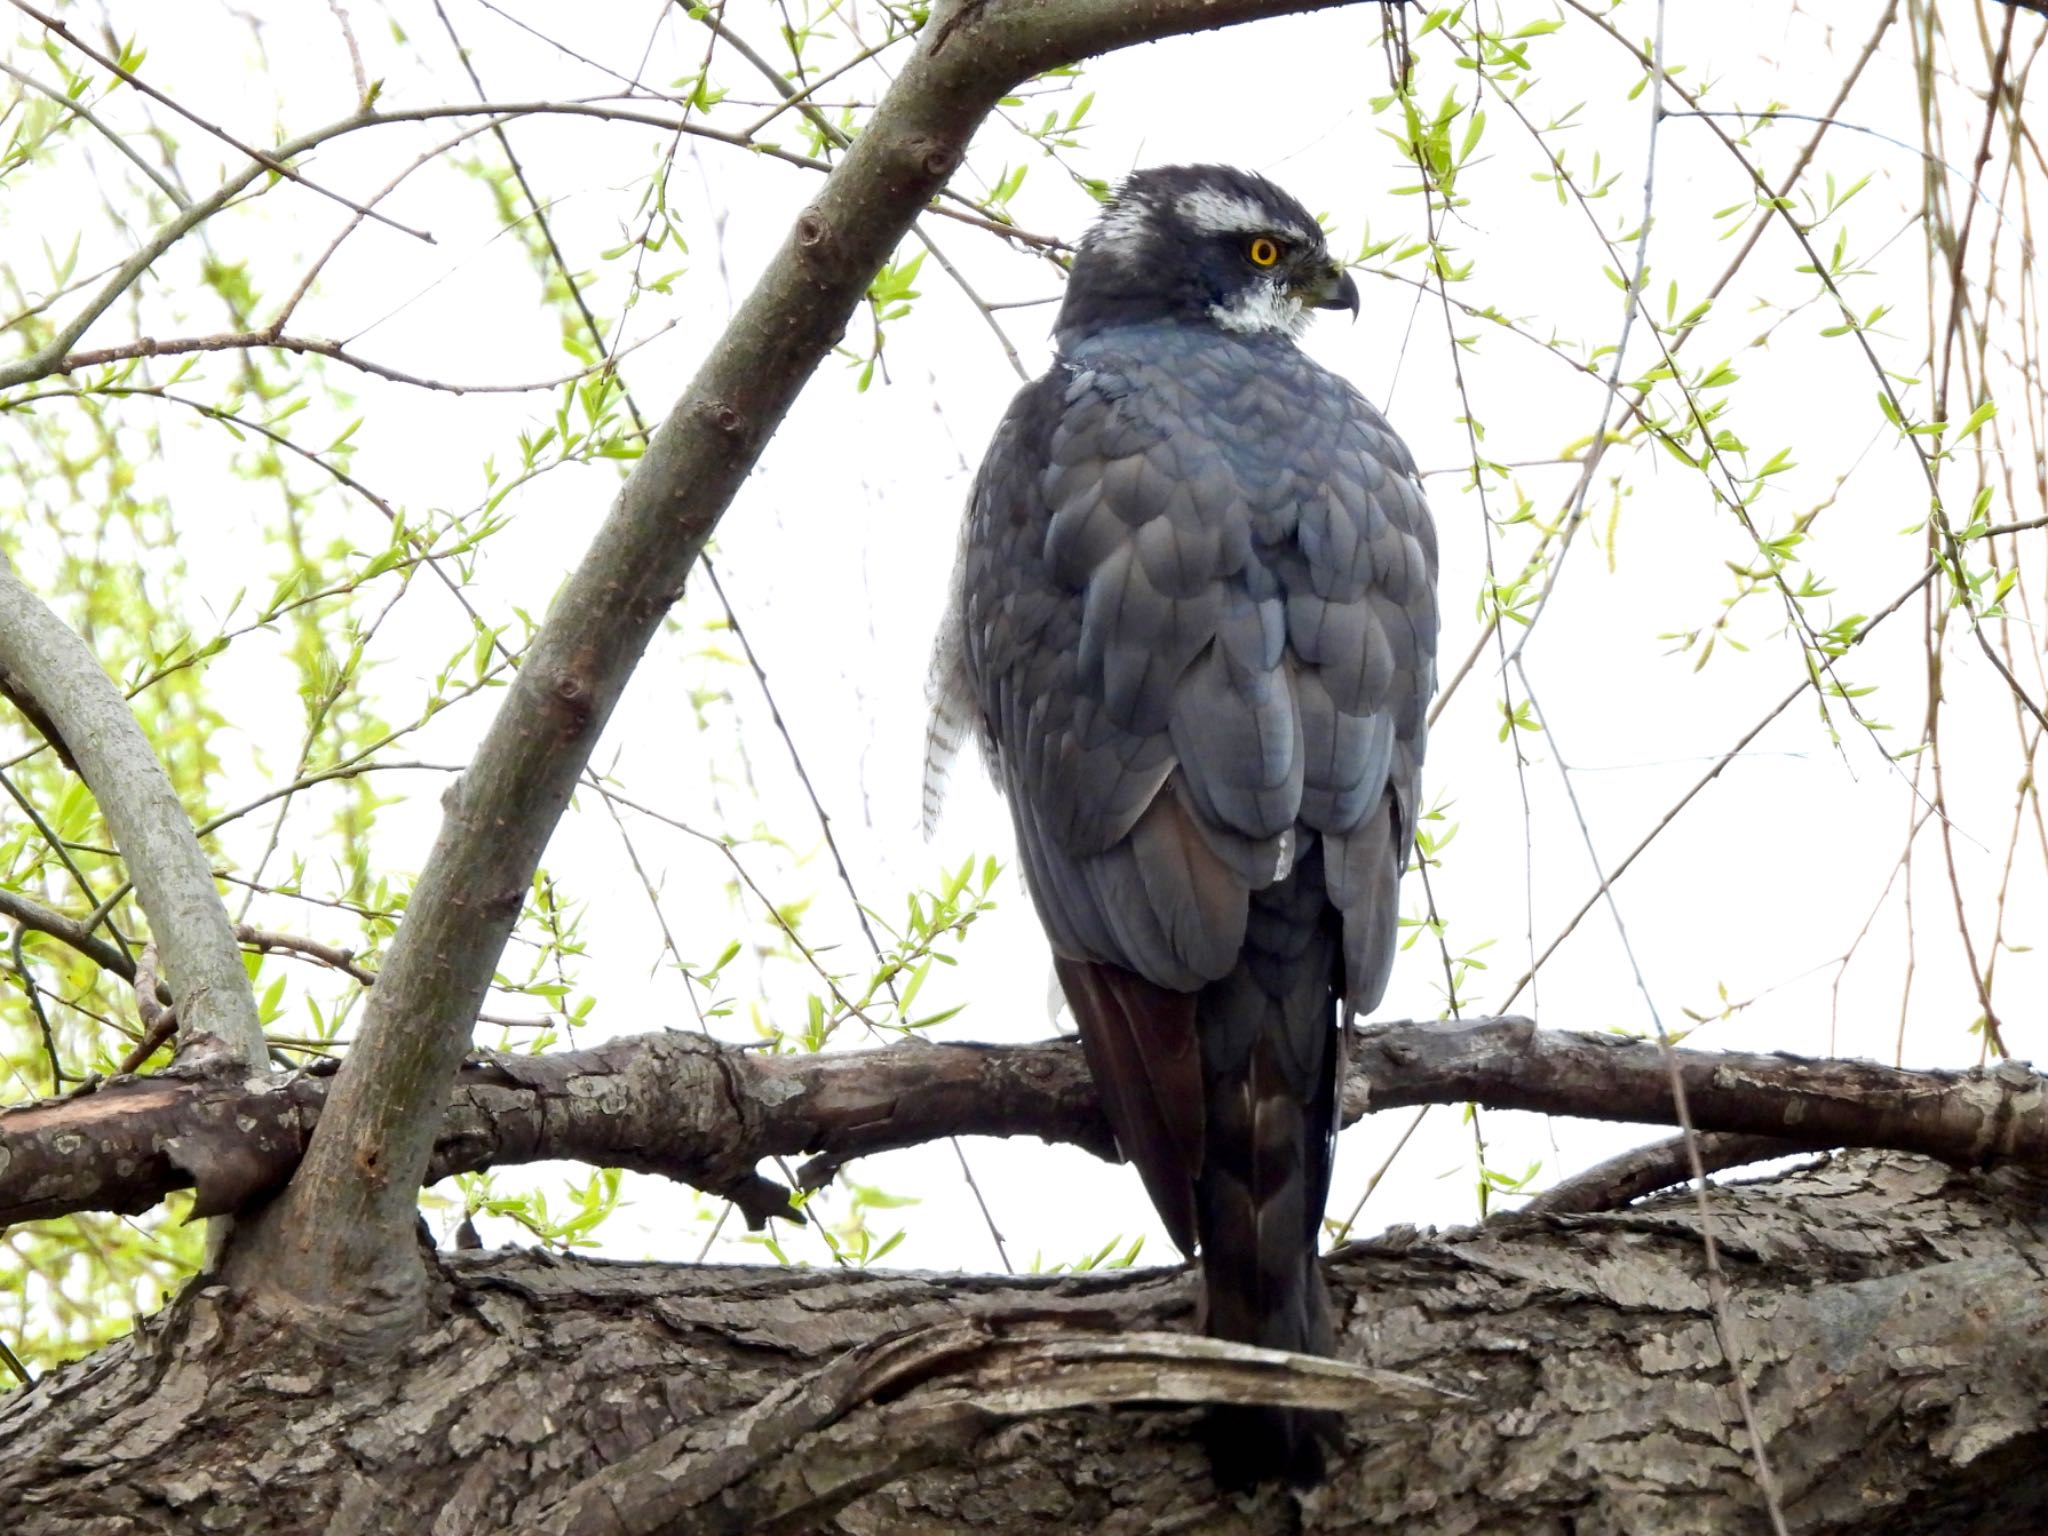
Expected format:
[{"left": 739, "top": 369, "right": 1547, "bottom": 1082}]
[
  {"left": 7, "top": 0, "right": 432, "bottom": 241},
  {"left": 7, "top": 1151, "right": 2048, "bottom": 1531},
  {"left": 11, "top": 1018, "right": 2048, "bottom": 1234},
  {"left": 0, "top": 886, "right": 133, "bottom": 980},
  {"left": 46, "top": 324, "right": 678, "bottom": 396},
  {"left": 220, "top": 0, "right": 1366, "bottom": 1334},
  {"left": 0, "top": 558, "right": 263, "bottom": 1073},
  {"left": 1520, "top": 1130, "right": 1824, "bottom": 1216}
]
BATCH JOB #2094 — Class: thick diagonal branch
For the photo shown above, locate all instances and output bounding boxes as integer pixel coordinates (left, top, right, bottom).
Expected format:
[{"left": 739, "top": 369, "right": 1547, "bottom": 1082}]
[
  {"left": 226, "top": 0, "right": 1364, "bottom": 1331},
  {"left": 0, "top": 558, "right": 263, "bottom": 1071},
  {"left": 9, "top": 1018, "right": 2047, "bottom": 1232}
]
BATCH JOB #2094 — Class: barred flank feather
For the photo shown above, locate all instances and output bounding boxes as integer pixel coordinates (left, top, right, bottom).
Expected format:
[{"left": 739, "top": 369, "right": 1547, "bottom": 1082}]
[
  {"left": 921, "top": 686, "right": 973, "bottom": 839},
  {"left": 921, "top": 594, "right": 974, "bottom": 839}
]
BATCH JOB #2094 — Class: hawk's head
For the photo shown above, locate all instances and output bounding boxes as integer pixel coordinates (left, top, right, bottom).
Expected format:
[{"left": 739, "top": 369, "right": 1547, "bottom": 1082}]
[{"left": 1057, "top": 164, "right": 1359, "bottom": 346}]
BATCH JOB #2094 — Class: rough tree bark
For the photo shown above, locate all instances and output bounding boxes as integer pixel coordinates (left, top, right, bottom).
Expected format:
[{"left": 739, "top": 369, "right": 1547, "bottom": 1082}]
[{"left": 4, "top": 1150, "right": 2044, "bottom": 1534}]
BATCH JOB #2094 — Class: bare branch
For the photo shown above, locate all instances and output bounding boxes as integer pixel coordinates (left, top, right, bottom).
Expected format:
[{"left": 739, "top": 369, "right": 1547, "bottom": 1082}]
[
  {"left": 113, "top": 942, "right": 180, "bottom": 1079},
  {"left": 0, "top": 59, "right": 188, "bottom": 209},
  {"left": 47, "top": 324, "right": 677, "bottom": 395},
  {"left": 12, "top": 1018, "right": 2048, "bottom": 1234},
  {"left": 1521, "top": 1132, "right": 1825, "bottom": 1217},
  {"left": 0, "top": 557, "right": 263, "bottom": 1073},
  {"left": 7, "top": 0, "right": 432, "bottom": 241},
  {"left": 0, "top": 92, "right": 1061, "bottom": 398},
  {"left": 0, "top": 882, "right": 541, "bottom": 1033},
  {"left": 0, "top": 886, "right": 133, "bottom": 979}
]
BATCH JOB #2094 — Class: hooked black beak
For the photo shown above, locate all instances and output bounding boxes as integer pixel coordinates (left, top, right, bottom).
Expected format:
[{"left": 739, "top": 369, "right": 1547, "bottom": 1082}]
[{"left": 1303, "top": 262, "right": 1360, "bottom": 320}]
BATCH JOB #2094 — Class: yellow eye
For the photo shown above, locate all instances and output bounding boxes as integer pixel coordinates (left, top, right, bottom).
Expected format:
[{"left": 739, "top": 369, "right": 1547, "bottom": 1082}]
[{"left": 1247, "top": 237, "right": 1282, "bottom": 268}]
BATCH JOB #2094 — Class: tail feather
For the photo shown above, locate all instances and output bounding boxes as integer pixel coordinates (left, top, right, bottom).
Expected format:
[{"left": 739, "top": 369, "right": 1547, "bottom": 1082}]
[
  {"left": 1194, "top": 851, "right": 1344, "bottom": 1489},
  {"left": 1054, "top": 956, "right": 1202, "bottom": 1254},
  {"left": 1054, "top": 846, "right": 1346, "bottom": 1489}
]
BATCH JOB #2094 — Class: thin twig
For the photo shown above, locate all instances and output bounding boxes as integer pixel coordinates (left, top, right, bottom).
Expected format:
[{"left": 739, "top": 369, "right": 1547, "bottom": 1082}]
[
  {"left": 1498, "top": 561, "right": 1939, "bottom": 1011},
  {"left": 1568, "top": 0, "right": 2048, "bottom": 737},
  {"left": 0, "top": 768, "right": 136, "bottom": 959},
  {"left": 47, "top": 324, "right": 676, "bottom": 395},
  {"left": 0, "top": 1331, "right": 28, "bottom": 1386},
  {"left": 0, "top": 887, "right": 132, "bottom": 977},
  {"left": 1406, "top": 17, "right": 1540, "bottom": 1218},
  {"left": 1433, "top": 1, "right": 1899, "bottom": 722},
  {"left": 116, "top": 943, "right": 178, "bottom": 1075},
  {"left": 1612, "top": 12, "right": 1787, "bottom": 1525},
  {"left": 0, "top": 59, "right": 188, "bottom": 207},
  {"left": 8, "top": 0, "right": 433, "bottom": 241},
  {"left": 10, "top": 924, "right": 63, "bottom": 1090}
]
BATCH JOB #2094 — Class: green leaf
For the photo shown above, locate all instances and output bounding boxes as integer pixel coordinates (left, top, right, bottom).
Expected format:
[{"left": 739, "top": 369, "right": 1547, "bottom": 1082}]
[{"left": 1957, "top": 399, "right": 1997, "bottom": 440}]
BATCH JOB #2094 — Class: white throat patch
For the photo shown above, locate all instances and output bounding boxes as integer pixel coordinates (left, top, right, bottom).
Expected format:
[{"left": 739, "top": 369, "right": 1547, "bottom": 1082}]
[{"left": 1210, "top": 282, "right": 1309, "bottom": 337}]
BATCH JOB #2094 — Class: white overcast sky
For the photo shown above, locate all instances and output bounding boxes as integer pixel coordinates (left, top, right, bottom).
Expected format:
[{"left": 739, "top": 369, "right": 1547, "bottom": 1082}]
[{"left": 5, "top": 1, "right": 2040, "bottom": 1275}]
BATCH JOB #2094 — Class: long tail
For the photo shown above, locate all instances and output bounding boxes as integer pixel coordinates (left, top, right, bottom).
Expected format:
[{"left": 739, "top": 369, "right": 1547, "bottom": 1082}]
[{"left": 1193, "top": 854, "right": 1344, "bottom": 1489}]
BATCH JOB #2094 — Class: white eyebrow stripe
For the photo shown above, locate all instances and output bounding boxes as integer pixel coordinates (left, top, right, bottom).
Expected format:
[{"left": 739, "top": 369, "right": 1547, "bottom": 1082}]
[{"left": 1175, "top": 187, "right": 1313, "bottom": 242}]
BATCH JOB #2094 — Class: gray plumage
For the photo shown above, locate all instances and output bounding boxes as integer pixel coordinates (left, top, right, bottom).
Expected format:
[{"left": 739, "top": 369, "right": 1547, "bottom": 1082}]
[{"left": 925, "top": 165, "right": 1439, "bottom": 1487}]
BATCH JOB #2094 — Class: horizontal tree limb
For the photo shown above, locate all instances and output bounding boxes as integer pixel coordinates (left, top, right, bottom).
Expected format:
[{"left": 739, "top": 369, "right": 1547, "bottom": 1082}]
[{"left": 5, "top": 1017, "right": 2046, "bottom": 1231}]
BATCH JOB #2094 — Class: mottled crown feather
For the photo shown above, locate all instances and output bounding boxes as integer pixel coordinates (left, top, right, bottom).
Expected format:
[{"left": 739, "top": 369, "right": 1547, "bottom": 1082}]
[{"left": 1058, "top": 164, "right": 1333, "bottom": 345}]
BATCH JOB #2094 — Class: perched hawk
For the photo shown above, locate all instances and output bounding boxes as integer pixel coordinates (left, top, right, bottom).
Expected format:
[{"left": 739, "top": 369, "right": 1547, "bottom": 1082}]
[{"left": 925, "top": 165, "right": 1439, "bottom": 1485}]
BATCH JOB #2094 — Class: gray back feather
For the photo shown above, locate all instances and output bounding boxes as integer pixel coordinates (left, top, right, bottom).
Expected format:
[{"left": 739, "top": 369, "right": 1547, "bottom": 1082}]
[{"left": 945, "top": 320, "right": 1437, "bottom": 1015}]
